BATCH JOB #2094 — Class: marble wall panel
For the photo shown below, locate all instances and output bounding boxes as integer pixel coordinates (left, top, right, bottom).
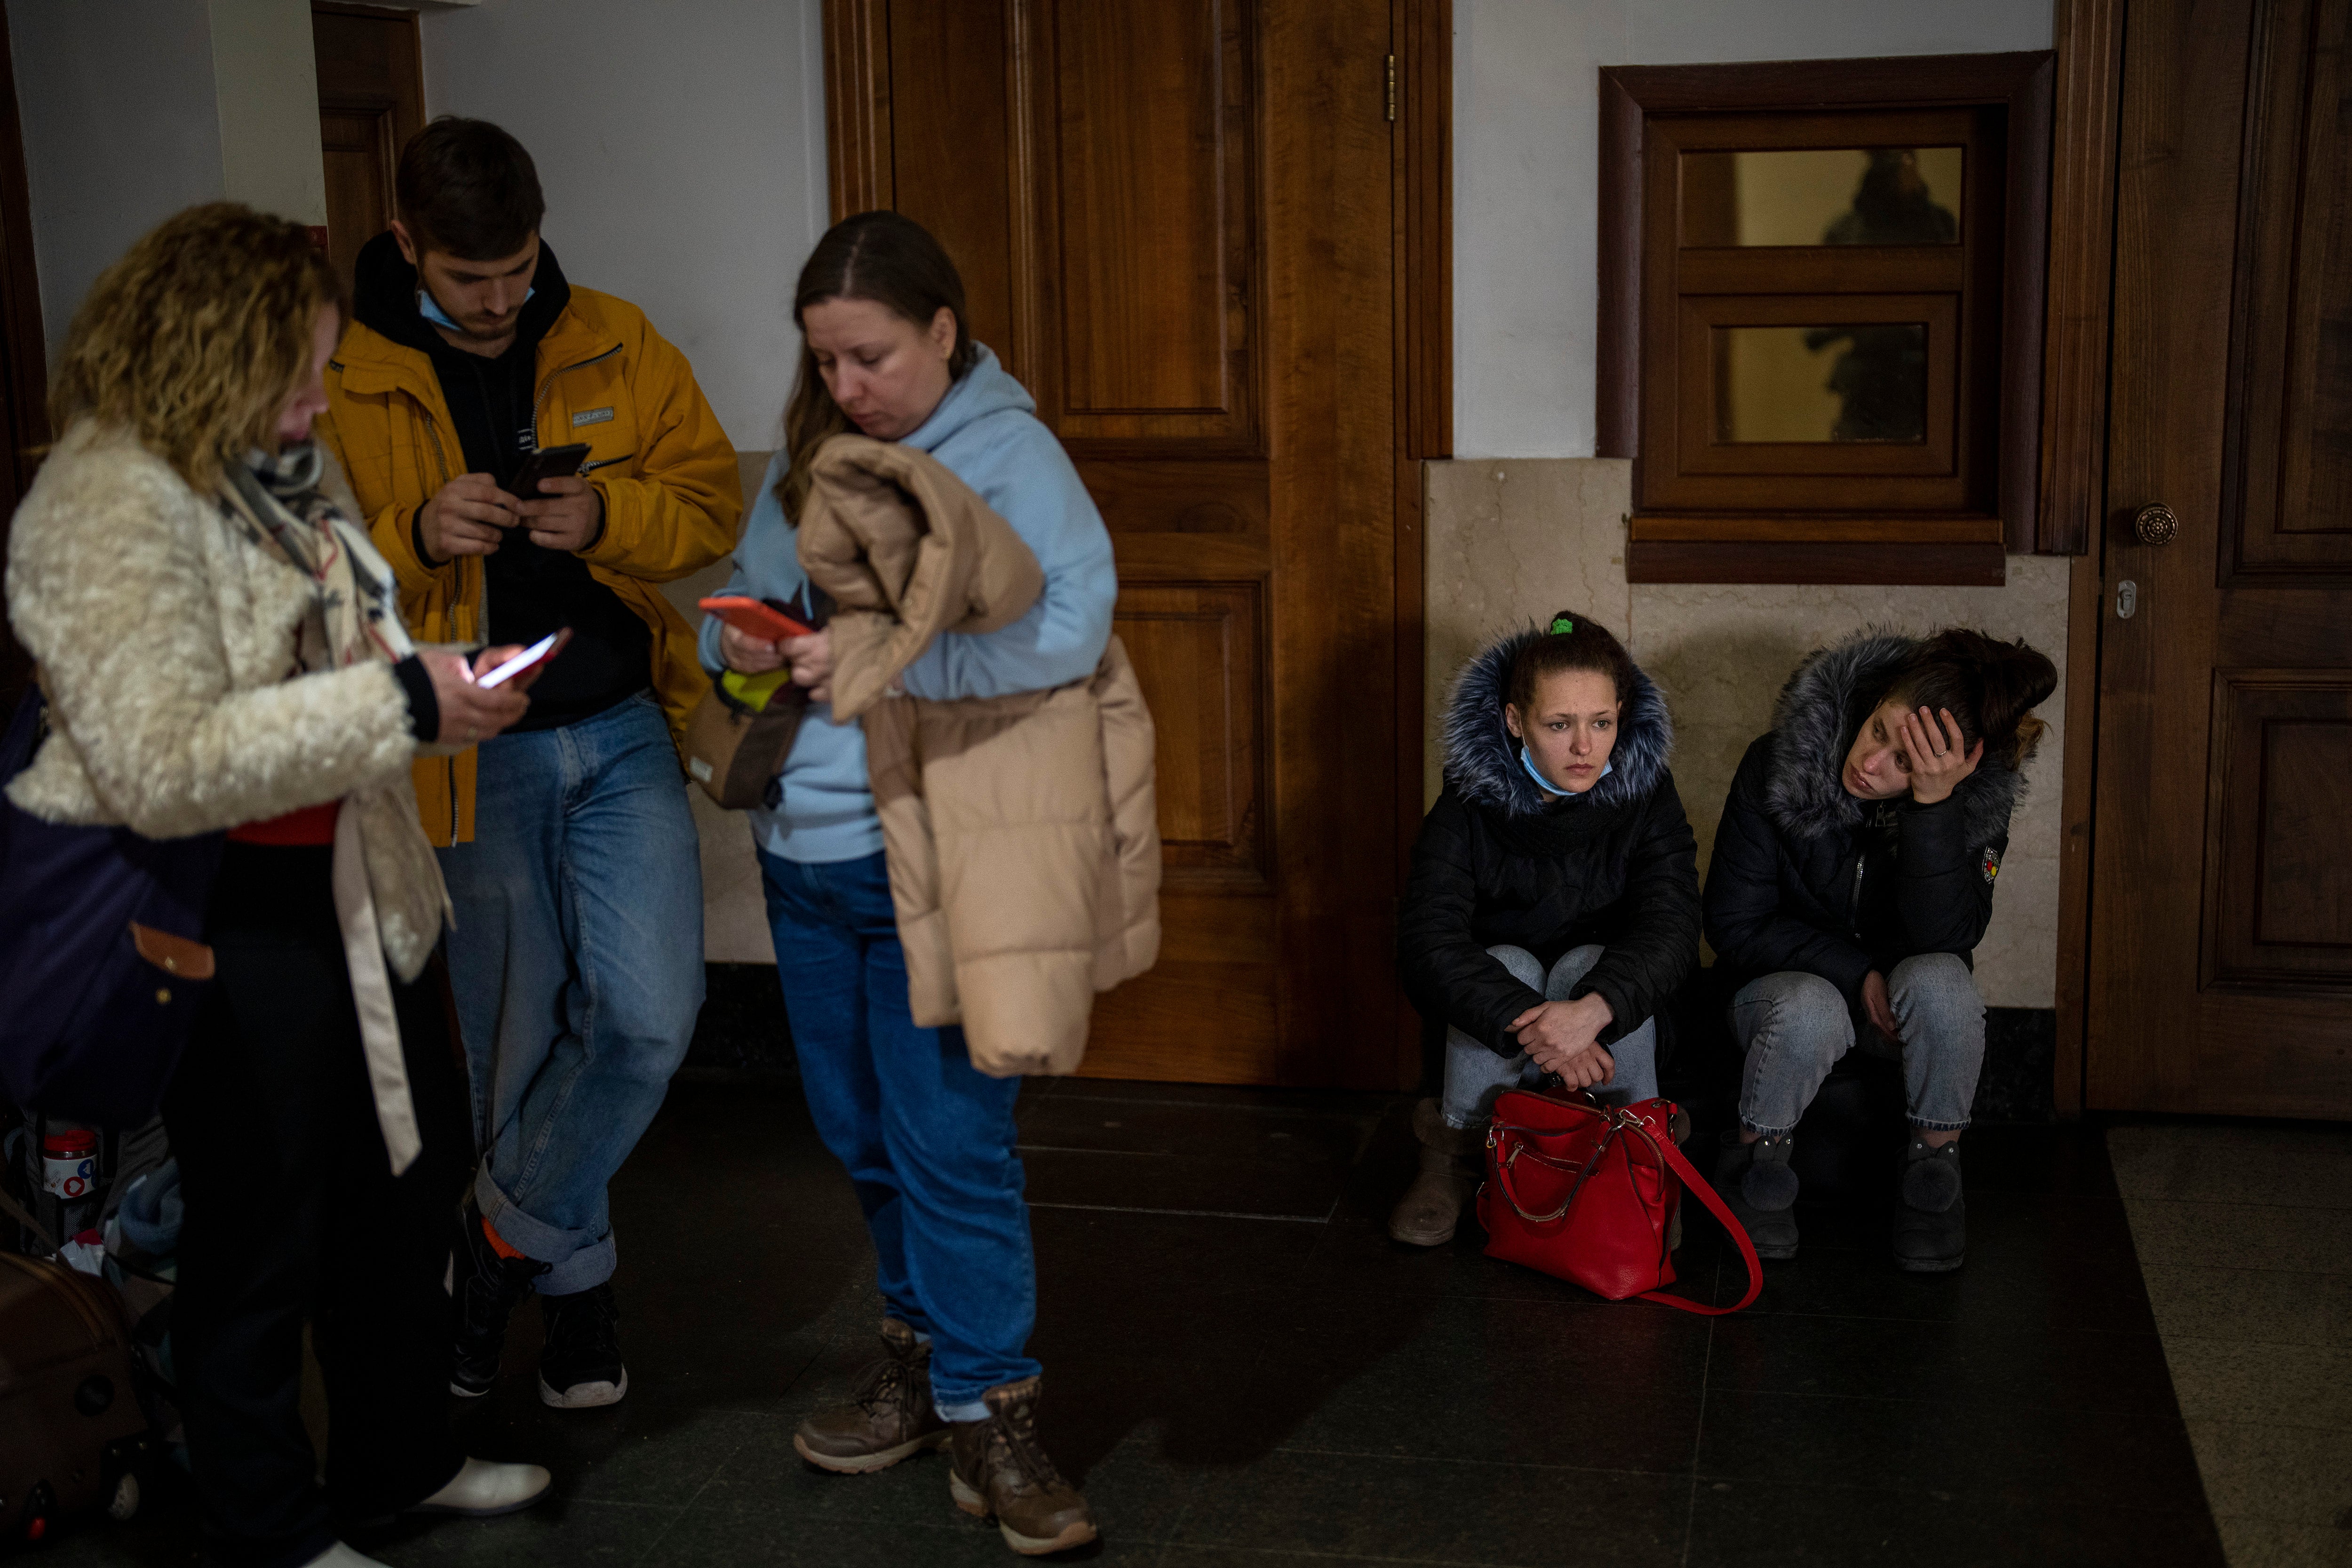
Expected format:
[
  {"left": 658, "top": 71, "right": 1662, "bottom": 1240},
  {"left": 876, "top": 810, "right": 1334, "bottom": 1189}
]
[{"left": 1421, "top": 457, "right": 2071, "bottom": 1008}]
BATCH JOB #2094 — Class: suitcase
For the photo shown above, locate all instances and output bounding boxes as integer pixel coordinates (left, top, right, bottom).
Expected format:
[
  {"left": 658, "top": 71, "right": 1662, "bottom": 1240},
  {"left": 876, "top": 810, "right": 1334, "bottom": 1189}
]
[{"left": 0, "top": 1250, "right": 154, "bottom": 1546}]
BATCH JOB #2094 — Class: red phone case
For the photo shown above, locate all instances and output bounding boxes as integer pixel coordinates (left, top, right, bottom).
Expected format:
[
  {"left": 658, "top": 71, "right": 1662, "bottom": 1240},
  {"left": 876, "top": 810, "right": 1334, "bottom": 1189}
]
[{"left": 699, "top": 596, "right": 812, "bottom": 641}]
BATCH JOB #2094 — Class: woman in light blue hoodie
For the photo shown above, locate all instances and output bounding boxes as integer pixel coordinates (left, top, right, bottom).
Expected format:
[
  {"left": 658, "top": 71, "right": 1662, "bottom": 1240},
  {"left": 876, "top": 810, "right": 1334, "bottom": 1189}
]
[{"left": 700, "top": 212, "right": 1112, "bottom": 1555}]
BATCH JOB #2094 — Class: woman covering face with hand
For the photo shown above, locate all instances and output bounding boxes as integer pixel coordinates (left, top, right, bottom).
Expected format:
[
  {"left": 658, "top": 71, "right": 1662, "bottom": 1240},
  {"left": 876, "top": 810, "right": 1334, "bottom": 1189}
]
[
  {"left": 1702, "top": 628, "right": 2057, "bottom": 1274},
  {"left": 1390, "top": 613, "right": 1701, "bottom": 1248}
]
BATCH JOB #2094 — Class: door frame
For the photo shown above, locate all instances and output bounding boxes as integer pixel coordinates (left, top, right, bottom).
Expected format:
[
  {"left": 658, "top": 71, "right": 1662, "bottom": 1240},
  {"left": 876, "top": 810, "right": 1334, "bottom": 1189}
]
[
  {"left": 0, "top": 12, "right": 48, "bottom": 711},
  {"left": 2042, "top": 0, "right": 2128, "bottom": 1119},
  {"left": 818, "top": 0, "right": 1453, "bottom": 1085}
]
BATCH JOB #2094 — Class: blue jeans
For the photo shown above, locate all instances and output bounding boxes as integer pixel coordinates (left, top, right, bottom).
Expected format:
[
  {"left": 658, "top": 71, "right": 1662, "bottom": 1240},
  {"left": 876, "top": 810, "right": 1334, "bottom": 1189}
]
[
  {"left": 1731, "top": 953, "right": 1985, "bottom": 1137},
  {"left": 437, "top": 692, "right": 705, "bottom": 1294},
  {"left": 758, "top": 848, "right": 1039, "bottom": 1414},
  {"left": 1439, "top": 944, "right": 1661, "bottom": 1129}
]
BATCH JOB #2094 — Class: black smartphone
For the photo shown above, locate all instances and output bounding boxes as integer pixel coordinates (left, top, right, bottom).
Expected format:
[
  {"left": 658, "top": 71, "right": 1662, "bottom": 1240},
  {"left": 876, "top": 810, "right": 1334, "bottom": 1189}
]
[{"left": 508, "top": 442, "right": 593, "bottom": 497}]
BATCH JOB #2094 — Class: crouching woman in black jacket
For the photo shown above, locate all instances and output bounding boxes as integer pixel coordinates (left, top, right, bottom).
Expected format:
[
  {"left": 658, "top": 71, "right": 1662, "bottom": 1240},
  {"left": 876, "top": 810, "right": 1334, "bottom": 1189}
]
[
  {"left": 1703, "top": 629, "right": 2056, "bottom": 1273},
  {"left": 1390, "top": 614, "right": 1700, "bottom": 1247}
]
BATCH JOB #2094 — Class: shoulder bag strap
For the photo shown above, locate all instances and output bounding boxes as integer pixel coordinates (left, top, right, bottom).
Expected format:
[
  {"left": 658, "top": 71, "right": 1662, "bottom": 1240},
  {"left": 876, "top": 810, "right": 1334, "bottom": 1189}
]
[{"left": 1636, "top": 1134, "right": 1764, "bottom": 1316}]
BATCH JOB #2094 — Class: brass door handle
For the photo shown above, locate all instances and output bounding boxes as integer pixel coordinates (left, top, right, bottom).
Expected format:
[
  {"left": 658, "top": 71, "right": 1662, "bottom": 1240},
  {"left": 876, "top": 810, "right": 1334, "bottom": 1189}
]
[{"left": 2133, "top": 504, "right": 2179, "bottom": 545}]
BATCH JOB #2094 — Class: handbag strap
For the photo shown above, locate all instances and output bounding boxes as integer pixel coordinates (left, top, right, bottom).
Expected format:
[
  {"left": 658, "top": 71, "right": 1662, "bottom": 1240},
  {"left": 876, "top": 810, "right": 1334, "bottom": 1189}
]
[
  {"left": 1637, "top": 1133, "right": 1763, "bottom": 1316},
  {"left": 1490, "top": 1121, "right": 1618, "bottom": 1225},
  {"left": 0, "top": 1177, "right": 59, "bottom": 1254}
]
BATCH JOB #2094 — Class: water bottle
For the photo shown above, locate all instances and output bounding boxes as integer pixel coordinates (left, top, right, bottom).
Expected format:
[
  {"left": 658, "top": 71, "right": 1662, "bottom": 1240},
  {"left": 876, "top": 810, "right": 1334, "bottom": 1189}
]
[{"left": 40, "top": 1127, "right": 102, "bottom": 1246}]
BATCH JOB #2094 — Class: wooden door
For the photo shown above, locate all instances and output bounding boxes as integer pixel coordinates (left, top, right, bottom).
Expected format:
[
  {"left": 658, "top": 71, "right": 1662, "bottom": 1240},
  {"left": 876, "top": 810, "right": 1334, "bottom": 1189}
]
[
  {"left": 0, "top": 12, "right": 46, "bottom": 711},
  {"left": 2085, "top": 0, "right": 2352, "bottom": 1115},
  {"left": 828, "top": 0, "right": 1418, "bottom": 1087},
  {"left": 311, "top": 1, "right": 424, "bottom": 297}
]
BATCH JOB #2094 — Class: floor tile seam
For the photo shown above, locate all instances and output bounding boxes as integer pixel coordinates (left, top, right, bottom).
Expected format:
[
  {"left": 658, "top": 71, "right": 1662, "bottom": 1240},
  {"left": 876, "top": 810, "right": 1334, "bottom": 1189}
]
[
  {"left": 1698, "top": 1385, "right": 2195, "bottom": 1417},
  {"left": 1708, "top": 1306, "right": 2170, "bottom": 1335},
  {"left": 1151, "top": 1541, "right": 1554, "bottom": 1568},
  {"left": 2117, "top": 1194, "right": 2352, "bottom": 1214},
  {"left": 1031, "top": 1091, "right": 1395, "bottom": 1119},
  {"left": 1681, "top": 1471, "right": 2223, "bottom": 1510},
  {"left": 1264, "top": 1443, "right": 1691, "bottom": 1480},
  {"left": 2173, "top": 1413, "right": 2352, "bottom": 1436},
  {"left": 1029, "top": 1200, "right": 1334, "bottom": 1223},
  {"left": 2154, "top": 1329, "right": 2352, "bottom": 1357},
  {"left": 2137, "top": 1259, "right": 2352, "bottom": 1279}
]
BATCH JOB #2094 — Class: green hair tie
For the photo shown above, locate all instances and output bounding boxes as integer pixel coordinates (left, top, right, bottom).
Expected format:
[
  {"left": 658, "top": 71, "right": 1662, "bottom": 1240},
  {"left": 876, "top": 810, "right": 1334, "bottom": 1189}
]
[{"left": 1549, "top": 616, "right": 1575, "bottom": 635}]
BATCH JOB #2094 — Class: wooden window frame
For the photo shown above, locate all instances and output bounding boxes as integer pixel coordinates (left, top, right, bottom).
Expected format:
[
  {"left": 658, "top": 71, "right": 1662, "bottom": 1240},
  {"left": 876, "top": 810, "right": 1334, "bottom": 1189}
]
[{"left": 1598, "top": 52, "right": 2055, "bottom": 585}]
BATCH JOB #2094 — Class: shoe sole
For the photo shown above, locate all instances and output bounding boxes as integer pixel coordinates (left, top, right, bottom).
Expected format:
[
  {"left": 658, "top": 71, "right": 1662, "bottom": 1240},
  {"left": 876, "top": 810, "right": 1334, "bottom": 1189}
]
[
  {"left": 950, "top": 1471, "right": 1099, "bottom": 1556},
  {"left": 1894, "top": 1254, "right": 1965, "bottom": 1273},
  {"left": 1387, "top": 1221, "right": 1458, "bottom": 1247},
  {"left": 449, "top": 1379, "right": 492, "bottom": 1399},
  {"left": 539, "top": 1369, "right": 628, "bottom": 1409},
  {"left": 793, "top": 1428, "right": 947, "bottom": 1474},
  {"left": 407, "top": 1484, "right": 551, "bottom": 1520}
]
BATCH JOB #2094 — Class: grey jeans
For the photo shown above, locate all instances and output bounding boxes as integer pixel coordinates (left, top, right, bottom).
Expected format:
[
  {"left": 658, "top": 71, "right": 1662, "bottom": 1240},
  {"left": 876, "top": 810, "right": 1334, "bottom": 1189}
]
[
  {"left": 1439, "top": 944, "right": 1661, "bottom": 1129},
  {"left": 1731, "top": 952, "right": 1985, "bottom": 1137}
]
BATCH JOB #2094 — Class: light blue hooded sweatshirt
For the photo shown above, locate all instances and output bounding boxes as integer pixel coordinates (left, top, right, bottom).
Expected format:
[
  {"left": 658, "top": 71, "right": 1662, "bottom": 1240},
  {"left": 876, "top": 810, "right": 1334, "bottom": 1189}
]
[{"left": 698, "top": 346, "right": 1118, "bottom": 864}]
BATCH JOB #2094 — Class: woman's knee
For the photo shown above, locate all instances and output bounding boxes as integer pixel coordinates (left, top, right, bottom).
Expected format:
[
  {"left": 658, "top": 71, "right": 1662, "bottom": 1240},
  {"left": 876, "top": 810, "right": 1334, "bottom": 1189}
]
[
  {"left": 1890, "top": 952, "right": 1979, "bottom": 1010},
  {"left": 1545, "top": 943, "right": 1606, "bottom": 993},
  {"left": 1734, "top": 971, "right": 1851, "bottom": 1063},
  {"left": 1484, "top": 943, "right": 1545, "bottom": 990}
]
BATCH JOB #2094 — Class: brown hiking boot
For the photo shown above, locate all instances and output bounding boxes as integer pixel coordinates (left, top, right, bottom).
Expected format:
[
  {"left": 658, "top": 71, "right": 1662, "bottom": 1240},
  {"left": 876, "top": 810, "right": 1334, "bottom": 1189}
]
[
  {"left": 792, "top": 1319, "right": 948, "bottom": 1473},
  {"left": 1386, "top": 1098, "right": 1484, "bottom": 1246},
  {"left": 947, "top": 1377, "right": 1097, "bottom": 1556}
]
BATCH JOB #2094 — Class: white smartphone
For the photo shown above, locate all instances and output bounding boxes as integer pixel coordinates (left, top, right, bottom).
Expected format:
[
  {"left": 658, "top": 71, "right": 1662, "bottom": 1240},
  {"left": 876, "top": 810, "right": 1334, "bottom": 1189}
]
[{"left": 477, "top": 630, "right": 565, "bottom": 688}]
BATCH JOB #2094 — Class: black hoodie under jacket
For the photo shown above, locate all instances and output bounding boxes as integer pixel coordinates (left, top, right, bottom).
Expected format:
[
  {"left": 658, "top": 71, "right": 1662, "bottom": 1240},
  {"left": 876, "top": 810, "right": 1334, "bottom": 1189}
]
[{"left": 1398, "top": 627, "right": 1701, "bottom": 1058}]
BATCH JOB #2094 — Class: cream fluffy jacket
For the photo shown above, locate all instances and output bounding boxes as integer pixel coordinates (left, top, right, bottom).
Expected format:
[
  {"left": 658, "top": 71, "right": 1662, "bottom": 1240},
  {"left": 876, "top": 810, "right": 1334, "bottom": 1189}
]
[{"left": 6, "top": 422, "right": 445, "bottom": 972}]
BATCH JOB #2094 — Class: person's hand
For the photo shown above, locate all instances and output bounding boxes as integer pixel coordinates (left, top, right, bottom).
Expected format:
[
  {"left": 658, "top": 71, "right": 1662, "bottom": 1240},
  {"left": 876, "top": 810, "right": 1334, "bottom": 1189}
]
[
  {"left": 517, "top": 474, "right": 603, "bottom": 552},
  {"left": 421, "top": 646, "right": 532, "bottom": 747},
  {"left": 420, "top": 473, "right": 521, "bottom": 561},
  {"left": 1861, "top": 968, "right": 1901, "bottom": 1043},
  {"left": 720, "top": 621, "right": 785, "bottom": 675},
  {"left": 1536, "top": 1040, "right": 1617, "bottom": 1089},
  {"left": 1900, "top": 704, "right": 1983, "bottom": 805},
  {"left": 784, "top": 628, "right": 834, "bottom": 706}
]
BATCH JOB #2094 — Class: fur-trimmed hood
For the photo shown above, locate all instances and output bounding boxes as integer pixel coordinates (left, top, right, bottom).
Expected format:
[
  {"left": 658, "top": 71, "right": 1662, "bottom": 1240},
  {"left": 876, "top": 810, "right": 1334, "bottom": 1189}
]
[
  {"left": 1764, "top": 627, "right": 2025, "bottom": 846},
  {"left": 1442, "top": 625, "right": 1673, "bottom": 818}
]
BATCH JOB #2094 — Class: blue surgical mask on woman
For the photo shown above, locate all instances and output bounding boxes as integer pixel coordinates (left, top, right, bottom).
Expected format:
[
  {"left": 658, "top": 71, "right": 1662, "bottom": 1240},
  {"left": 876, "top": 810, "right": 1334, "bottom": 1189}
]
[{"left": 1522, "top": 746, "right": 1611, "bottom": 798}]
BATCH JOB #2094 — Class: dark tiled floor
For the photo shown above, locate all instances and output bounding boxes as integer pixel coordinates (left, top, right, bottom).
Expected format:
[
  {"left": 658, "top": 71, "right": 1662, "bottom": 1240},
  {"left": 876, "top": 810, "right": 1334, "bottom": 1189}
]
[{"left": 49, "top": 1078, "right": 2227, "bottom": 1567}]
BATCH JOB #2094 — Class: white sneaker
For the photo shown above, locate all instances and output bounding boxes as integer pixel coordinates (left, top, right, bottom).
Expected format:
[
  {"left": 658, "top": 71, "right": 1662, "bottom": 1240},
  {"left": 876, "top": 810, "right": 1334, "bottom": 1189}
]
[
  {"left": 299, "top": 1545, "right": 392, "bottom": 1568},
  {"left": 407, "top": 1456, "right": 553, "bottom": 1518}
]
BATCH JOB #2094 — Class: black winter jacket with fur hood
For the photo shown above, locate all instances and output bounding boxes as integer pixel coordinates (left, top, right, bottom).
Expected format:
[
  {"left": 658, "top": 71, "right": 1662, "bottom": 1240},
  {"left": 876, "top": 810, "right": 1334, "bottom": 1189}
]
[
  {"left": 1398, "top": 628, "right": 1700, "bottom": 1058},
  {"left": 1702, "top": 630, "right": 2024, "bottom": 1010}
]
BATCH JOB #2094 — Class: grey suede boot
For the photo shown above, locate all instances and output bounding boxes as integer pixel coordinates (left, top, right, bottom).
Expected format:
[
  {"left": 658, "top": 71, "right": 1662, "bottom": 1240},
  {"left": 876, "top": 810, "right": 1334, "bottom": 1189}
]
[
  {"left": 1892, "top": 1137, "right": 1966, "bottom": 1273},
  {"left": 1715, "top": 1130, "right": 1800, "bottom": 1259},
  {"left": 1387, "top": 1099, "right": 1484, "bottom": 1246}
]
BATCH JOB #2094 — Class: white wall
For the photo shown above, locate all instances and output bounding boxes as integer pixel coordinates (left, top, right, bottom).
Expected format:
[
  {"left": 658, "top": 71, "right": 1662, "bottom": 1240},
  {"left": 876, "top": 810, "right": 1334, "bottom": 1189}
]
[
  {"left": 6, "top": 0, "right": 330, "bottom": 358},
  {"left": 1452, "top": 0, "right": 2054, "bottom": 457},
  {"left": 208, "top": 0, "right": 328, "bottom": 230},
  {"left": 418, "top": 0, "right": 830, "bottom": 449},
  {"left": 8, "top": 0, "right": 226, "bottom": 355}
]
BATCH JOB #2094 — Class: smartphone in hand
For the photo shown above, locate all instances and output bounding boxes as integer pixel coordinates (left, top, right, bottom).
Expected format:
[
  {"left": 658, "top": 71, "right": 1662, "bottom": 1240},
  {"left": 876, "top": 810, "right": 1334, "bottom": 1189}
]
[
  {"left": 508, "top": 442, "right": 593, "bottom": 498},
  {"left": 477, "top": 628, "right": 571, "bottom": 688}
]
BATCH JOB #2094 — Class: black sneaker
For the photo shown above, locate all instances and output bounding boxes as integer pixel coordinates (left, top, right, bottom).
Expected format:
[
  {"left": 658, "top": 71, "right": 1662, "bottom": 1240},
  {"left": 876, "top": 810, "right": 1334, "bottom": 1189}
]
[
  {"left": 450, "top": 1196, "right": 547, "bottom": 1399},
  {"left": 1892, "top": 1138, "right": 1966, "bottom": 1273},
  {"left": 539, "top": 1281, "right": 628, "bottom": 1409}
]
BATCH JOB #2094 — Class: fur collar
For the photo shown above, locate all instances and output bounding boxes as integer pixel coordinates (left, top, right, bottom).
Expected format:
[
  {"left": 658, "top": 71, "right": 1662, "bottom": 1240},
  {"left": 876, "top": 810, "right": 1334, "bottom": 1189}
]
[
  {"left": 1764, "top": 627, "right": 2025, "bottom": 845},
  {"left": 1442, "top": 625, "right": 1673, "bottom": 818}
]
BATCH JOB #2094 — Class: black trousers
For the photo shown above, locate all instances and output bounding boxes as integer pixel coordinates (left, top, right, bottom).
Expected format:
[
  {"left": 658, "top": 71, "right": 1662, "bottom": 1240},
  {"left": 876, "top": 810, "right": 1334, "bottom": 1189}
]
[{"left": 164, "top": 843, "right": 470, "bottom": 1568}]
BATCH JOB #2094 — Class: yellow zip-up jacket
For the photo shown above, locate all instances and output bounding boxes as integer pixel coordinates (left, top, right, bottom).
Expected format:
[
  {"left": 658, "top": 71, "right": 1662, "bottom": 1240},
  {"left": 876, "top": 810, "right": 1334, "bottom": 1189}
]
[{"left": 318, "top": 286, "right": 741, "bottom": 845}]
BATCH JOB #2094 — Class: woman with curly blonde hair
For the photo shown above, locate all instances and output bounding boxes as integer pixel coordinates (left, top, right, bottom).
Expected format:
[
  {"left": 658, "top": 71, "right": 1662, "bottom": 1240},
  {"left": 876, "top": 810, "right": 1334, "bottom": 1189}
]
[{"left": 7, "top": 203, "right": 552, "bottom": 1567}]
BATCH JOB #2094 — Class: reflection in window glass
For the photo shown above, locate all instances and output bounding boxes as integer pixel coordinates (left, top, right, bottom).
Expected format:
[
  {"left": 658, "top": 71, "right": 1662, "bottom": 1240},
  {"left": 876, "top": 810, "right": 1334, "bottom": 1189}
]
[
  {"left": 1715, "top": 324, "right": 1929, "bottom": 443},
  {"left": 1683, "top": 147, "right": 1963, "bottom": 247}
]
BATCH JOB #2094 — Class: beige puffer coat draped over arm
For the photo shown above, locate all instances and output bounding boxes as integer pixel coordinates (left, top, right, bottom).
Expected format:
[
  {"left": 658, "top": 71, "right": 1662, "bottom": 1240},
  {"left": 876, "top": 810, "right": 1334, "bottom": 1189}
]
[{"left": 797, "top": 435, "right": 1160, "bottom": 1077}]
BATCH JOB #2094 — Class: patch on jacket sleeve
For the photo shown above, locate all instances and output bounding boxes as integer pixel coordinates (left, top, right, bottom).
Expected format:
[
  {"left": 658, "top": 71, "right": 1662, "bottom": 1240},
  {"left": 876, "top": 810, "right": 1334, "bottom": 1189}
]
[
  {"left": 571, "top": 407, "right": 615, "bottom": 427},
  {"left": 1981, "top": 846, "right": 2001, "bottom": 884}
]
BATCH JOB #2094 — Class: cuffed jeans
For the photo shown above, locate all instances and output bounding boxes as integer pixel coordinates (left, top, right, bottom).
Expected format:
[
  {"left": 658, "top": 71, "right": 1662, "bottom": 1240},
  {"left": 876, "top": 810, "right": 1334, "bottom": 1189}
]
[
  {"left": 1439, "top": 944, "right": 1661, "bottom": 1129},
  {"left": 437, "top": 692, "right": 705, "bottom": 1295},
  {"left": 1731, "top": 952, "right": 1984, "bottom": 1137},
  {"left": 759, "top": 848, "right": 1040, "bottom": 1413}
]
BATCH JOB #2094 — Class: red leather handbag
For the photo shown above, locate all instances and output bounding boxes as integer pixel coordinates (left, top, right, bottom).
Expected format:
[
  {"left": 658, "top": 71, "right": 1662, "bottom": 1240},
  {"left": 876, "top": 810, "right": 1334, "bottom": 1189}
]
[{"left": 1477, "top": 1088, "right": 1763, "bottom": 1314}]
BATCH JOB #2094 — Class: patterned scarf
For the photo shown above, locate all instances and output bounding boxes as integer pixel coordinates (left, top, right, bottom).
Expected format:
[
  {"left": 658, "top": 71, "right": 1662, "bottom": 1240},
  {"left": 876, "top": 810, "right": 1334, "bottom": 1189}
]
[{"left": 216, "top": 441, "right": 449, "bottom": 1174}]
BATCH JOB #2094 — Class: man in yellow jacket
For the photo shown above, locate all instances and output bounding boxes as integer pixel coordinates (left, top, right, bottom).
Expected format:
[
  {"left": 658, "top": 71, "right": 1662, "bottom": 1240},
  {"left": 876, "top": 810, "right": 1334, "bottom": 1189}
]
[{"left": 318, "top": 118, "right": 739, "bottom": 1412}]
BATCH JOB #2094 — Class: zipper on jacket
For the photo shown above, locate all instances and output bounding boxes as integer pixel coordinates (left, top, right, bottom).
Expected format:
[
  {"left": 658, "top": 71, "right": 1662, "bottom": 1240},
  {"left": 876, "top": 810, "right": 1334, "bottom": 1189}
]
[{"left": 1848, "top": 853, "right": 1865, "bottom": 939}]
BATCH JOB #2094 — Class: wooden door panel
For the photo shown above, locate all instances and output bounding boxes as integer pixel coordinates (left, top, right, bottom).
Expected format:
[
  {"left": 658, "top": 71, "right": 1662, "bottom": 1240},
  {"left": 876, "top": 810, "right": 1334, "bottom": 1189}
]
[
  {"left": 2086, "top": 0, "right": 2352, "bottom": 1116},
  {"left": 311, "top": 3, "right": 423, "bottom": 297},
  {"left": 1050, "top": 0, "right": 1254, "bottom": 440},
  {"left": 2225, "top": 0, "right": 2352, "bottom": 579},
  {"left": 1113, "top": 581, "right": 1267, "bottom": 881},
  {"left": 2202, "top": 673, "right": 2352, "bottom": 983},
  {"left": 845, "top": 0, "right": 1406, "bottom": 1086}
]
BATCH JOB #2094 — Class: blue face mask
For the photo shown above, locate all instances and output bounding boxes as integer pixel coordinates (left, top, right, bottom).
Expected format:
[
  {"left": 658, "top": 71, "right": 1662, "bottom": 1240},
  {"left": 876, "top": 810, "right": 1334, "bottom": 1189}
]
[
  {"left": 418, "top": 286, "right": 532, "bottom": 331},
  {"left": 1521, "top": 746, "right": 1612, "bottom": 798}
]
